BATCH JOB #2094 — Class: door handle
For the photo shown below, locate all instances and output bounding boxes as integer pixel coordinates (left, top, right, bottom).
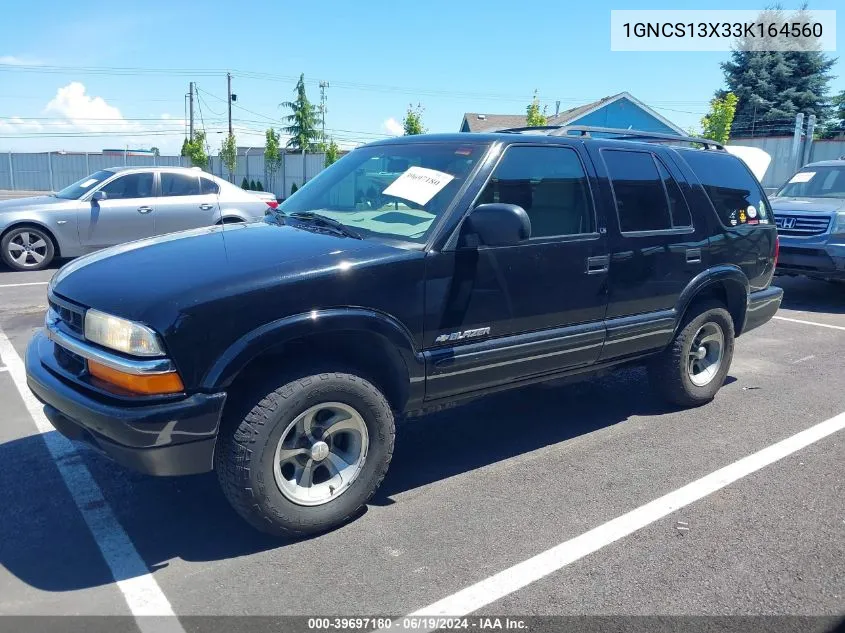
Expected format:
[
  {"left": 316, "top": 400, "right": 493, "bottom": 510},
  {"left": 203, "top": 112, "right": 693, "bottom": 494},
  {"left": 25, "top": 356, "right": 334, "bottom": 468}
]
[
  {"left": 685, "top": 248, "right": 702, "bottom": 264},
  {"left": 586, "top": 255, "right": 610, "bottom": 274},
  {"left": 137, "top": 206, "right": 153, "bottom": 214},
  {"left": 199, "top": 203, "right": 214, "bottom": 210}
]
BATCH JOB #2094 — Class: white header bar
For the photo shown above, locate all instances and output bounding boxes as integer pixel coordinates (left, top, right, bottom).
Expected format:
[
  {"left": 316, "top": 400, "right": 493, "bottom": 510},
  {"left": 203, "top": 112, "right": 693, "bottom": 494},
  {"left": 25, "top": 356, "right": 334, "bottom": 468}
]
[{"left": 610, "top": 10, "right": 836, "bottom": 52}]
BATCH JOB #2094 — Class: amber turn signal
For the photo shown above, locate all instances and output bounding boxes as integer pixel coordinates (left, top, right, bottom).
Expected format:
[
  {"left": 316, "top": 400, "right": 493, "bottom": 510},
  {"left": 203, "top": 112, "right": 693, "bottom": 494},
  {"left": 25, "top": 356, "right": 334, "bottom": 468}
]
[{"left": 88, "top": 360, "right": 184, "bottom": 395}]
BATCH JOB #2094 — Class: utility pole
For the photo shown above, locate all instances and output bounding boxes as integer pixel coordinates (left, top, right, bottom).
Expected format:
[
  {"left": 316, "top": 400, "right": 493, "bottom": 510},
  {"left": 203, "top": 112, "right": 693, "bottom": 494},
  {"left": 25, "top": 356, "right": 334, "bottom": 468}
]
[
  {"left": 319, "top": 81, "right": 329, "bottom": 145},
  {"left": 227, "top": 72, "right": 233, "bottom": 136},
  {"left": 189, "top": 82, "right": 195, "bottom": 141}
]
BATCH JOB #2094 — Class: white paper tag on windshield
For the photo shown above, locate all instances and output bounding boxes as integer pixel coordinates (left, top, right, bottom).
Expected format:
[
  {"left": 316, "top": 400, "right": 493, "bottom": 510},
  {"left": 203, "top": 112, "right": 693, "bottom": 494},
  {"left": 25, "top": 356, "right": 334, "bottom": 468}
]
[
  {"left": 382, "top": 167, "right": 454, "bottom": 206},
  {"left": 79, "top": 178, "right": 98, "bottom": 188},
  {"left": 789, "top": 171, "right": 815, "bottom": 183}
]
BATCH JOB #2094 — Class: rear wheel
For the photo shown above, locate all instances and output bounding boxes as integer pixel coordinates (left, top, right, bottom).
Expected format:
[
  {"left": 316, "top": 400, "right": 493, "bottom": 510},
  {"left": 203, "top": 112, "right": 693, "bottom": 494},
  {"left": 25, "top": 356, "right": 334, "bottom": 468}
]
[
  {"left": 1, "top": 226, "right": 56, "bottom": 271},
  {"left": 215, "top": 372, "right": 395, "bottom": 536},
  {"left": 647, "top": 302, "right": 735, "bottom": 407}
]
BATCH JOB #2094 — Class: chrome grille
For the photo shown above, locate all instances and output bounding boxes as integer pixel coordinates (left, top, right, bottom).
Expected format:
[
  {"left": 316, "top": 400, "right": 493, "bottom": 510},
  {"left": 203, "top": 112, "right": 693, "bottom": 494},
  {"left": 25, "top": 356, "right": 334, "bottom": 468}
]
[
  {"left": 773, "top": 214, "right": 831, "bottom": 236},
  {"left": 47, "top": 294, "right": 85, "bottom": 337}
]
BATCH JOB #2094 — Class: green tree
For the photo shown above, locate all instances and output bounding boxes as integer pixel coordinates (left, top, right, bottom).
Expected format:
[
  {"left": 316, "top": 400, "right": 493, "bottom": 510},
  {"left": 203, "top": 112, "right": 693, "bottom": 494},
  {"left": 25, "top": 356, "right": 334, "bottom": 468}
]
[
  {"left": 281, "top": 74, "right": 320, "bottom": 150},
  {"left": 181, "top": 131, "right": 208, "bottom": 169},
  {"left": 241, "top": 177, "right": 250, "bottom": 189},
  {"left": 719, "top": 6, "right": 835, "bottom": 137},
  {"left": 220, "top": 133, "right": 237, "bottom": 182},
  {"left": 324, "top": 138, "right": 340, "bottom": 167},
  {"left": 828, "top": 90, "right": 845, "bottom": 135},
  {"left": 291, "top": 182, "right": 299, "bottom": 195},
  {"left": 403, "top": 104, "right": 426, "bottom": 135},
  {"left": 264, "top": 127, "right": 282, "bottom": 192},
  {"left": 526, "top": 90, "right": 547, "bottom": 127},
  {"left": 180, "top": 138, "right": 189, "bottom": 157},
  {"left": 700, "top": 92, "right": 738, "bottom": 144},
  {"left": 256, "top": 180, "right": 264, "bottom": 191},
  {"left": 150, "top": 146, "right": 160, "bottom": 157},
  {"left": 250, "top": 179, "right": 257, "bottom": 190}
]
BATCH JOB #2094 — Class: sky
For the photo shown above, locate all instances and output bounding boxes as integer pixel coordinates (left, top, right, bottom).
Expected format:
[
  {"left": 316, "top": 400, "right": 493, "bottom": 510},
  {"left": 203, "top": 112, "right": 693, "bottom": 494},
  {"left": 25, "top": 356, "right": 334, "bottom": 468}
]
[{"left": 0, "top": 0, "right": 843, "bottom": 155}]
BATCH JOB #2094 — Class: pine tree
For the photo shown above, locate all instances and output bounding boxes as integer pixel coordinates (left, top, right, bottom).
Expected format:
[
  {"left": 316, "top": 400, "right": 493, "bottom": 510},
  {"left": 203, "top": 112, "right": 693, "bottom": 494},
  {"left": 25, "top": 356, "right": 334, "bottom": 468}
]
[
  {"left": 241, "top": 177, "right": 250, "bottom": 190},
  {"left": 256, "top": 181, "right": 264, "bottom": 191},
  {"left": 719, "top": 7, "right": 835, "bottom": 137},
  {"left": 250, "top": 180, "right": 257, "bottom": 190},
  {"left": 291, "top": 182, "right": 299, "bottom": 195},
  {"left": 281, "top": 74, "right": 320, "bottom": 151}
]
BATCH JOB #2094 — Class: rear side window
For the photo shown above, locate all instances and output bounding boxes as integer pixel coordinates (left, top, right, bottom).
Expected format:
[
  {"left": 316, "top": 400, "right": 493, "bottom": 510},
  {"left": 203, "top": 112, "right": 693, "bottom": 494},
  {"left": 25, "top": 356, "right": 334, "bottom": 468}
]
[
  {"left": 656, "top": 159, "right": 691, "bottom": 227},
  {"left": 602, "top": 150, "right": 687, "bottom": 233},
  {"left": 200, "top": 177, "right": 220, "bottom": 195},
  {"left": 161, "top": 172, "right": 201, "bottom": 197},
  {"left": 680, "top": 150, "right": 769, "bottom": 227},
  {"left": 478, "top": 145, "right": 595, "bottom": 237}
]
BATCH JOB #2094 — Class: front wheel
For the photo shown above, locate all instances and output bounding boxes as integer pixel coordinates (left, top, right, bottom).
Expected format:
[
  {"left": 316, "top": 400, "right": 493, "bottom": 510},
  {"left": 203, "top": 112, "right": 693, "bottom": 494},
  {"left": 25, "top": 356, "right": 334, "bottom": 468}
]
[
  {"left": 1, "top": 226, "right": 56, "bottom": 271},
  {"left": 647, "top": 302, "right": 735, "bottom": 407},
  {"left": 215, "top": 372, "right": 395, "bottom": 536}
]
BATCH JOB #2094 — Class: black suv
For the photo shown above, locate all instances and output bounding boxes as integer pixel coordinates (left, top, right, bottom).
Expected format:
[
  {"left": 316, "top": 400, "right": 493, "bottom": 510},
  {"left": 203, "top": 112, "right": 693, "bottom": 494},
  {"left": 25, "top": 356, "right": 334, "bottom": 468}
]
[{"left": 26, "top": 127, "right": 782, "bottom": 535}]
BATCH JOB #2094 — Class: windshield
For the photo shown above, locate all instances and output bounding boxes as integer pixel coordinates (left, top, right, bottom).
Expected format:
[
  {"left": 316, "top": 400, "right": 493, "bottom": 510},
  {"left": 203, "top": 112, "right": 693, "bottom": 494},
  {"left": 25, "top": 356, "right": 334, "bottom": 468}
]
[
  {"left": 278, "top": 141, "right": 487, "bottom": 243},
  {"left": 776, "top": 166, "right": 845, "bottom": 199},
  {"left": 54, "top": 170, "right": 114, "bottom": 199}
]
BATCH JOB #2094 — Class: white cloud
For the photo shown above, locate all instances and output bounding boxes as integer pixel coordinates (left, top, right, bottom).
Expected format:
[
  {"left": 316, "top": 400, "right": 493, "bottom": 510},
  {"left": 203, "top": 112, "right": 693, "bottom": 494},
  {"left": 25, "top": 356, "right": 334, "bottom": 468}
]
[
  {"left": 0, "top": 55, "right": 41, "bottom": 65},
  {"left": 382, "top": 117, "right": 403, "bottom": 136},
  {"left": 0, "top": 82, "right": 188, "bottom": 153}
]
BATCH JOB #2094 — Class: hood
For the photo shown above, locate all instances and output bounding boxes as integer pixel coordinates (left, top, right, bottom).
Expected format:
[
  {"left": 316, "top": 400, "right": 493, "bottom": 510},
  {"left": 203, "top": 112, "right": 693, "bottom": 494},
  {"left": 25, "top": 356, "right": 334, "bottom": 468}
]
[
  {"left": 769, "top": 197, "right": 845, "bottom": 214},
  {"left": 0, "top": 195, "right": 76, "bottom": 213},
  {"left": 50, "top": 221, "right": 409, "bottom": 324}
]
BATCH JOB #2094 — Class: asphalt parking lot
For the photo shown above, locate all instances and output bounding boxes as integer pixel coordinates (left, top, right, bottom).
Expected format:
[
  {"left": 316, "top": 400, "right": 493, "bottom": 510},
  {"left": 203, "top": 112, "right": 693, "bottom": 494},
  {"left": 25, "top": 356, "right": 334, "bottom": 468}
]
[{"left": 0, "top": 265, "right": 844, "bottom": 631}]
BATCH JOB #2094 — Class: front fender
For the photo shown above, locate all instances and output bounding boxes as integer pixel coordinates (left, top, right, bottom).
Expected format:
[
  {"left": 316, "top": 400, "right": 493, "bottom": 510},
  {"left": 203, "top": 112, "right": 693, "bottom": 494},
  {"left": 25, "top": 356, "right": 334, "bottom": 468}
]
[{"left": 201, "top": 307, "right": 426, "bottom": 398}]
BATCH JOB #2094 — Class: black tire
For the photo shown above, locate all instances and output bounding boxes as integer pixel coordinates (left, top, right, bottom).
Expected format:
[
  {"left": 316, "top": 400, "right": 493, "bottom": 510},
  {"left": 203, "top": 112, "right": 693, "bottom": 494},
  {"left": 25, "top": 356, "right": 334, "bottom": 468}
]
[
  {"left": 1, "top": 225, "right": 56, "bottom": 271},
  {"left": 215, "top": 372, "right": 395, "bottom": 537},
  {"left": 647, "top": 301, "right": 735, "bottom": 407}
]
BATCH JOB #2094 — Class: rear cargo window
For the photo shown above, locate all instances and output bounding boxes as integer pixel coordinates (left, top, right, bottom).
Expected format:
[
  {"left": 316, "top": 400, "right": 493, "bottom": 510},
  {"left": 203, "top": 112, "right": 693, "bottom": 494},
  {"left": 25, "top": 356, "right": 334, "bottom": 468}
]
[{"left": 680, "top": 150, "right": 769, "bottom": 227}]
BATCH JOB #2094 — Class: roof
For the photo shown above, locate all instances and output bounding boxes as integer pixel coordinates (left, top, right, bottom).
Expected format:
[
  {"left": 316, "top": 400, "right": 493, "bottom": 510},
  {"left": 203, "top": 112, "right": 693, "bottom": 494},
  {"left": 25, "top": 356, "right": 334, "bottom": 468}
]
[
  {"left": 461, "top": 92, "right": 685, "bottom": 135},
  {"left": 805, "top": 159, "right": 845, "bottom": 167},
  {"left": 367, "top": 132, "right": 703, "bottom": 152},
  {"left": 106, "top": 166, "right": 202, "bottom": 173}
]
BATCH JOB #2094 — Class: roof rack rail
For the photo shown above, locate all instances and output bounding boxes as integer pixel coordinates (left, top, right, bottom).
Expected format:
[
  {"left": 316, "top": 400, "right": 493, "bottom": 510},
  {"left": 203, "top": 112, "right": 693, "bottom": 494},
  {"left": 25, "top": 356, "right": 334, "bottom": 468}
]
[{"left": 497, "top": 125, "right": 725, "bottom": 151}]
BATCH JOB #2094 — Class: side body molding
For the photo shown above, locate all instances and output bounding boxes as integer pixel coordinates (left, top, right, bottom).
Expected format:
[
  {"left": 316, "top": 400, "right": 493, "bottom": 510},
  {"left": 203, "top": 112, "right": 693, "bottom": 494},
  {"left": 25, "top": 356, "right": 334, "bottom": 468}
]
[{"left": 201, "top": 308, "right": 426, "bottom": 406}]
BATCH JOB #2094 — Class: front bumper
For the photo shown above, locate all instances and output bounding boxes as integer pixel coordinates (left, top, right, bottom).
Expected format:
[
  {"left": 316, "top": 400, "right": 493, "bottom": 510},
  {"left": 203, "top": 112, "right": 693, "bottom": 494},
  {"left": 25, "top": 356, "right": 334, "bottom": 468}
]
[
  {"left": 743, "top": 286, "right": 783, "bottom": 335},
  {"left": 775, "top": 235, "right": 845, "bottom": 280},
  {"left": 25, "top": 331, "right": 226, "bottom": 476}
]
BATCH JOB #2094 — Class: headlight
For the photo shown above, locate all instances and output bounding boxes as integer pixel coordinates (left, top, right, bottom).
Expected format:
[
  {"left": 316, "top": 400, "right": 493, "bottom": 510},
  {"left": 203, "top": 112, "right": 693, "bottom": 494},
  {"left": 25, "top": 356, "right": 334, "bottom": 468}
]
[
  {"left": 832, "top": 212, "right": 845, "bottom": 235},
  {"left": 84, "top": 309, "right": 164, "bottom": 357}
]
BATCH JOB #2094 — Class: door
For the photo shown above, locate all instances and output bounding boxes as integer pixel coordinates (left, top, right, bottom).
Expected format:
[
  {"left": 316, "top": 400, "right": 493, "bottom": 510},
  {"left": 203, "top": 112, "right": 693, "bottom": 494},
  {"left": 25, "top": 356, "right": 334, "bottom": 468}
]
[
  {"left": 585, "top": 146, "right": 709, "bottom": 360},
  {"left": 78, "top": 171, "right": 155, "bottom": 250},
  {"left": 154, "top": 171, "right": 221, "bottom": 235},
  {"left": 424, "top": 144, "right": 609, "bottom": 400}
]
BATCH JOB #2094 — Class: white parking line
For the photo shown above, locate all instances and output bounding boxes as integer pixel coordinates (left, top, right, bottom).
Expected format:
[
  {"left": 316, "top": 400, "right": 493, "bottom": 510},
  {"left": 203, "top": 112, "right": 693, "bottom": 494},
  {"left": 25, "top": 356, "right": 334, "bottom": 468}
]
[
  {"left": 0, "top": 281, "right": 49, "bottom": 289},
  {"left": 0, "top": 327, "right": 184, "bottom": 633},
  {"left": 383, "top": 411, "right": 845, "bottom": 630},
  {"left": 773, "top": 315, "right": 845, "bottom": 332}
]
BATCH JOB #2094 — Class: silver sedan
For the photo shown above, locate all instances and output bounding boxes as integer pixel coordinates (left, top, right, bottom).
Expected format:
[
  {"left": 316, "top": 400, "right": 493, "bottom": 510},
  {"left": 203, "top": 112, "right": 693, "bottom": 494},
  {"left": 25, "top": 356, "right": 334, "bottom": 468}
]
[{"left": 0, "top": 166, "right": 276, "bottom": 271}]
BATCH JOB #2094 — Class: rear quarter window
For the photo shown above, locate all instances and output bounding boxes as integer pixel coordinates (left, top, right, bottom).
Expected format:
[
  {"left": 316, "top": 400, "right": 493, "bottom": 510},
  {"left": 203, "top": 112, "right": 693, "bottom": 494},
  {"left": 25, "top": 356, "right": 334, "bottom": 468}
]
[{"left": 679, "top": 150, "right": 770, "bottom": 228}]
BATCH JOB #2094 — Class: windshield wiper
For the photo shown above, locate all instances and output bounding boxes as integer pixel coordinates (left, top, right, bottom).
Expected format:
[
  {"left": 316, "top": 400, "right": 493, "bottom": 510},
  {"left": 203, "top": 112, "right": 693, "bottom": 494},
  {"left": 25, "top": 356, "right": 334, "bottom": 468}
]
[{"left": 288, "top": 212, "right": 362, "bottom": 239}]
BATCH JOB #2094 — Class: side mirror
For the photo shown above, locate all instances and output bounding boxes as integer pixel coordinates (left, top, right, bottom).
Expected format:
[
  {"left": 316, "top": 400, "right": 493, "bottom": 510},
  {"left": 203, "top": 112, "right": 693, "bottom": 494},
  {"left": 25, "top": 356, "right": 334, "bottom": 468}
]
[
  {"left": 91, "top": 190, "right": 107, "bottom": 202},
  {"left": 461, "top": 203, "right": 531, "bottom": 247}
]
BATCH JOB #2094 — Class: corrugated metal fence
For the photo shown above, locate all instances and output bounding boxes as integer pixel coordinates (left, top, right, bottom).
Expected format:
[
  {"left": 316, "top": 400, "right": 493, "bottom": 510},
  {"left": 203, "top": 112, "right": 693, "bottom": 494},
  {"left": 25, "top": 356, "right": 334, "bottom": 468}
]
[{"left": 0, "top": 151, "right": 328, "bottom": 198}]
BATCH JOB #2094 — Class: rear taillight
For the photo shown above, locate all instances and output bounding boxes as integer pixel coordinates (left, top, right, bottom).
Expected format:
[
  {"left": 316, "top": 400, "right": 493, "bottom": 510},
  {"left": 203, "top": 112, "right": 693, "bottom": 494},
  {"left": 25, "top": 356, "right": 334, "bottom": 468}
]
[
  {"left": 774, "top": 235, "right": 780, "bottom": 267},
  {"left": 266, "top": 200, "right": 279, "bottom": 210}
]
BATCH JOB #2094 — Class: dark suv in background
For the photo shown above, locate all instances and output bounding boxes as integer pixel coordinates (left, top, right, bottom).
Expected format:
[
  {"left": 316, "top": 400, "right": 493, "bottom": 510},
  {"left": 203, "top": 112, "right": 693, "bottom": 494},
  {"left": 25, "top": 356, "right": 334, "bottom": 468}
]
[{"left": 26, "top": 127, "right": 782, "bottom": 536}]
